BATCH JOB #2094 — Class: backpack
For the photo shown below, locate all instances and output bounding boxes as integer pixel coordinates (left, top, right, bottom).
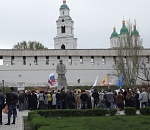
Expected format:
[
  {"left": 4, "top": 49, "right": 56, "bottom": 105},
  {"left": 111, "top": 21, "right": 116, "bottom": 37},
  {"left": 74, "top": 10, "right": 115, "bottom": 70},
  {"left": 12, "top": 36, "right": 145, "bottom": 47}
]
[{"left": 126, "top": 92, "right": 131, "bottom": 100}]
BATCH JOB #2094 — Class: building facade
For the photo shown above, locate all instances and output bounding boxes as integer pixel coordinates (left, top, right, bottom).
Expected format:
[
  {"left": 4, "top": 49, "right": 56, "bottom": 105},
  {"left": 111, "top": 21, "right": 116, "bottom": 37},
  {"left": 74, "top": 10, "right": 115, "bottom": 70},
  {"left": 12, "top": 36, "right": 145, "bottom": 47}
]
[{"left": 0, "top": 49, "right": 149, "bottom": 87}]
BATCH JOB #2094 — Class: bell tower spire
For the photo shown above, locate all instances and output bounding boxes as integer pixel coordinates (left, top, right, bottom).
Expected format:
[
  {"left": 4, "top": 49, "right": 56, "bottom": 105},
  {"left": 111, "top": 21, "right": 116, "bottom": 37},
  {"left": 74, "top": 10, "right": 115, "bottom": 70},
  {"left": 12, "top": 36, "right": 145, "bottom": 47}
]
[{"left": 54, "top": 1, "right": 77, "bottom": 49}]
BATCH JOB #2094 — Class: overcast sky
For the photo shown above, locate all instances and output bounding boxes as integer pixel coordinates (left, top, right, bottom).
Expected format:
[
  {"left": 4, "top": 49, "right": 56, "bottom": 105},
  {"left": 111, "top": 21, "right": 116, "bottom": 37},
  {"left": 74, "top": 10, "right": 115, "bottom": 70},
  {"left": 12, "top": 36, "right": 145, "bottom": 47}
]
[{"left": 0, "top": 0, "right": 150, "bottom": 49}]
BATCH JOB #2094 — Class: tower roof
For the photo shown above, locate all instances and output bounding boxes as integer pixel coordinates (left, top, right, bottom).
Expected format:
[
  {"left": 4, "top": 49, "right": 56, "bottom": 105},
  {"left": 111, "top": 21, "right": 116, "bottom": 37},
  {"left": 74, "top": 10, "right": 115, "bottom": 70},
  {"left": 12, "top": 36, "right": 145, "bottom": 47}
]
[
  {"left": 111, "top": 27, "right": 118, "bottom": 38},
  {"left": 131, "top": 25, "right": 139, "bottom": 36},
  {"left": 60, "top": 0, "right": 69, "bottom": 9},
  {"left": 120, "top": 20, "right": 128, "bottom": 34}
]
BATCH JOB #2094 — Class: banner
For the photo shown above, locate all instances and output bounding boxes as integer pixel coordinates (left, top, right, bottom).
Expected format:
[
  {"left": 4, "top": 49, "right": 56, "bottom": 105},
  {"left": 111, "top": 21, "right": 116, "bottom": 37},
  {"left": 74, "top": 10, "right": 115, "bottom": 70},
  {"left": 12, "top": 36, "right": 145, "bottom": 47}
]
[{"left": 17, "top": 82, "right": 25, "bottom": 91}]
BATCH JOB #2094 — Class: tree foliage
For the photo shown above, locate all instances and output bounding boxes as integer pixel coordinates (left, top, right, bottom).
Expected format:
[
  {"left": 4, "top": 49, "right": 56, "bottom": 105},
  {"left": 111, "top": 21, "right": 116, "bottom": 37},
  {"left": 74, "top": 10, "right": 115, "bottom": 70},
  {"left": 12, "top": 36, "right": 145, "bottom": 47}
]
[{"left": 12, "top": 41, "right": 48, "bottom": 50}]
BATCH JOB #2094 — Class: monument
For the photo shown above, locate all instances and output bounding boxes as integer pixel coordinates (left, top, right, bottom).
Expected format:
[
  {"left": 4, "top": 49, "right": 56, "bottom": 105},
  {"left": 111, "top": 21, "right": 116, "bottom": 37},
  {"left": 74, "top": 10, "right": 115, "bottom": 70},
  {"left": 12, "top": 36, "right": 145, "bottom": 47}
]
[{"left": 56, "top": 59, "right": 67, "bottom": 90}]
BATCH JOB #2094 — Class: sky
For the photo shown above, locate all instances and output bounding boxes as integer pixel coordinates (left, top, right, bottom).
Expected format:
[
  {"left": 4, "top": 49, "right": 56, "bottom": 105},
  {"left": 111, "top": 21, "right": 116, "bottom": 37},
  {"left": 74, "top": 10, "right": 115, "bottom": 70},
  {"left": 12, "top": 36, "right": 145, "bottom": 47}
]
[{"left": 0, "top": 0, "right": 150, "bottom": 49}]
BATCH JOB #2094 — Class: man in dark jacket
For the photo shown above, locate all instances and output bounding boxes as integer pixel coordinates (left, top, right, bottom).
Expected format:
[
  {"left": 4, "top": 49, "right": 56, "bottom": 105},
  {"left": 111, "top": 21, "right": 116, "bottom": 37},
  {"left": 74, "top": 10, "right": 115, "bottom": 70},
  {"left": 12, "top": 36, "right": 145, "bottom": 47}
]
[
  {"left": 30, "top": 91, "right": 38, "bottom": 111},
  {"left": 56, "top": 90, "right": 62, "bottom": 109},
  {"left": 92, "top": 89, "right": 99, "bottom": 108},
  {"left": 0, "top": 89, "right": 5, "bottom": 125},
  {"left": 80, "top": 90, "right": 88, "bottom": 109},
  {"left": 5, "top": 87, "right": 18, "bottom": 125}
]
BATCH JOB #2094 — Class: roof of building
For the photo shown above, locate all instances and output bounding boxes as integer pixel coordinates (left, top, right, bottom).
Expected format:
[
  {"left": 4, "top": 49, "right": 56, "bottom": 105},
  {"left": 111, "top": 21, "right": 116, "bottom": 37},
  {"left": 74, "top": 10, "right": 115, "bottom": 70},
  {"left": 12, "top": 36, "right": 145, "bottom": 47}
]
[
  {"left": 131, "top": 25, "right": 139, "bottom": 36},
  {"left": 0, "top": 49, "right": 149, "bottom": 57},
  {"left": 120, "top": 20, "right": 128, "bottom": 34},
  {"left": 60, "top": 0, "right": 69, "bottom": 9},
  {"left": 111, "top": 27, "right": 119, "bottom": 38}
]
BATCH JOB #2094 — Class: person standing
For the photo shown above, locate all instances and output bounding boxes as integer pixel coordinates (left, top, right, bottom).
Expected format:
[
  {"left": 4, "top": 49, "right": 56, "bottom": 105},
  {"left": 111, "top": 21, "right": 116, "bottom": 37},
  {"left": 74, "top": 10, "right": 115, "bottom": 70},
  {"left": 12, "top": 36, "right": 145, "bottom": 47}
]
[
  {"left": 38, "top": 91, "right": 45, "bottom": 110},
  {"left": 147, "top": 87, "right": 150, "bottom": 106},
  {"left": 0, "top": 89, "right": 5, "bottom": 125},
  {"left": 105, "top": 90, "right": 115, "bottom": 109},
  {"left": 52, "top": 91, "right": 56, "bottom": 109},
  {"left": 56, "top": 90, "right": 62, "bottom": 109},
  {"left": 92, "top": 89, "right": 99, "bottom": 108},
  {"left": 61, "top": 90, "right": 67, "bottom": 109},
  {"left": 18, "top": 91, "right": 25, "bottom": 111},
  {"left": 47, "top": 91, "right": 52, "bottom": 109},
  {"left": 76, "top": 91, "right": 81, "bottom": 109},
  {"left": 27, "top": 90, "right": 32, "bottom": 110},
  {"left": 44, "top": 92, "right": 48, "bottom": 109},
  {"left": 140, "top": 88, "right": 148, "bottom": 108},
  {"left": 80, "top": 89, "right": 88, "bottom": 109},
  {"left": 66, "top": 91, "right": 76, "bottom": 109},
  {"left": 5, "top": 87, "right": 18, "bottom": 125},
  {"left": 30, "top": 91, "right": 38, "bottom": 111},
  {"left": 116, "top": 91, "right": 124, "bottom": 111}
]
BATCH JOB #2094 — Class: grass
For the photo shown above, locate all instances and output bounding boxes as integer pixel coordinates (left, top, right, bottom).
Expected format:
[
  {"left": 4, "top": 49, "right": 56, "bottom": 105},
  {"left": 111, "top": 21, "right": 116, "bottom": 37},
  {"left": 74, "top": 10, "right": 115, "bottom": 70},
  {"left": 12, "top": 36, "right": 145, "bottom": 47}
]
[{"left": 27, "top": 115, "right": 150, "bottom": 130}]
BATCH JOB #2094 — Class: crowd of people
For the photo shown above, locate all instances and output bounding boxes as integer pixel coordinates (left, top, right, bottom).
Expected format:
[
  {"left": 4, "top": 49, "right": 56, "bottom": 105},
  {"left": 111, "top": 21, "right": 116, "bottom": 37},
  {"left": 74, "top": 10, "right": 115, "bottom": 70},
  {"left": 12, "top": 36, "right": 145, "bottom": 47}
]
[
  {"left": 0, "top": 86, "right": 150, "bottom": 125},
  {"left": 16, "top": 86, "right": 150, "bottom": 111}
]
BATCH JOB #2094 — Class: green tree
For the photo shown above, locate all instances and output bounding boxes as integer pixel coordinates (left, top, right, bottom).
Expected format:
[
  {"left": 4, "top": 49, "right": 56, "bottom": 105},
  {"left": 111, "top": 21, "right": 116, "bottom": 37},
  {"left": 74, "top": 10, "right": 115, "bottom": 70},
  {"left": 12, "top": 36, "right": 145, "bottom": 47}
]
[{"left": 12, "top": 41, "right": 48, "bottom": 50}]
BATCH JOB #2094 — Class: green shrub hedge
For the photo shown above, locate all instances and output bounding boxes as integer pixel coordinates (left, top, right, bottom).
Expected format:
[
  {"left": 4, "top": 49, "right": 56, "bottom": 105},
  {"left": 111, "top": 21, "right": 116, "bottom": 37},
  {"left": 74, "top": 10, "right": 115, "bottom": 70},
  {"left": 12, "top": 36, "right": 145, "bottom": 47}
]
[
  {"left": 124, "top": 107, "right": 137, "bottom": 115},
  {"left": 108, "top": 109, "right": 117, "bottom": 116},
  {"left": 30, "top": 113, "right": 42, "bottom": 121},
  {"left": 28, "top": 111, "right": 38, "bottom": 120},
  {"left": 140, "top": 107, "right": 150, "bottom": 115},
  {"left": 36, "top": 109, "right": 107, "bottom": 117}
]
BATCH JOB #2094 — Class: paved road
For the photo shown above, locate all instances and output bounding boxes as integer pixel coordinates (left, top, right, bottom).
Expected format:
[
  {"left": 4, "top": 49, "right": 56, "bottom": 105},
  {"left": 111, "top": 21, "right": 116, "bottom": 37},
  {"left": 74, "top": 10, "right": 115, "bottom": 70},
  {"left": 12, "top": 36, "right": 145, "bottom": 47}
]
[{"left": 0, "top": 110, "right": 29, "bottom": 130}]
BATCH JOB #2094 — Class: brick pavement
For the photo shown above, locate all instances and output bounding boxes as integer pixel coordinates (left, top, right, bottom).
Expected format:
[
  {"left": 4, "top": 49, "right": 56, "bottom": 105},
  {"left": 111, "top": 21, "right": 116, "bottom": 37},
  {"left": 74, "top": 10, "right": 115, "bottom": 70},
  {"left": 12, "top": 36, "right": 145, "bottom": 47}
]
[{"left": 0, "top": 110, "right": 29, "bottom": 130}]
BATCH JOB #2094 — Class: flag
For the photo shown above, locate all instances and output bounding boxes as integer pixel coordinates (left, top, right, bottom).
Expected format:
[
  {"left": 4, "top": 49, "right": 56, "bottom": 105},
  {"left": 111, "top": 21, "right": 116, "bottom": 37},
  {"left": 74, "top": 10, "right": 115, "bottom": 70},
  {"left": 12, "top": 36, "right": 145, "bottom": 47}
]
[
  {"left": 116, "top": 74, "right": 123, "bottom": 88},
  {"left": 116, "top": 80, "right": 120, "bottom": 88},
  {"left": 91, "top": 75, "right": 98, "bottom": 89},
  {"left": 48, "top": 73, "right": 56, "bottom": 86},
  {"left": 119, "top": 74, "right": 123, "bottom": 86},
  {"left": 100, "top": 75, "right": 108, "bottom": 86}
]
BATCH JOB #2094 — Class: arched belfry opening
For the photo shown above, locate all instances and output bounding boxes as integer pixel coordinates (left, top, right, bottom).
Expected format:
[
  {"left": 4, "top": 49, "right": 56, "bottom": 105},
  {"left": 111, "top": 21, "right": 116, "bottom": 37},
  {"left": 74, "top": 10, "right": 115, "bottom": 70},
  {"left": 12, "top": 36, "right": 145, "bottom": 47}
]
[
  {"left": 61, "top": 44, "right": 65, "bottom": 49},
  {"left": 61, "top": 26, "right": 65, "bottom": 33}
]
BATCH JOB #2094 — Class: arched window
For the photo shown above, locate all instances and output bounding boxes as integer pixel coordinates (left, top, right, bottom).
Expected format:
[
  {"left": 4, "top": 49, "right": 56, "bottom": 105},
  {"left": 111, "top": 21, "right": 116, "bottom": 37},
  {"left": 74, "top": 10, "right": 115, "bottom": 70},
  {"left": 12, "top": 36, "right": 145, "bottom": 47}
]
[
  {"left": 62, "top": 19, "right": 64, "bottom": 22},
  {"left": 61, "top": 26, "right": 65, "bottom": 33},
  {"left": 61, "top": 44, "right": 65, "bottom": 49}
]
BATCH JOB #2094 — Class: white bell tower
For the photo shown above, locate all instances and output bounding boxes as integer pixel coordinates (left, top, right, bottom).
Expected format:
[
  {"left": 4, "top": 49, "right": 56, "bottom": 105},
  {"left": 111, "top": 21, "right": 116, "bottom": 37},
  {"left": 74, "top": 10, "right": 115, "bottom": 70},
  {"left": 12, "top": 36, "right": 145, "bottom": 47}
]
[{"left": 54, "top": 0, "right": 77, "bottom": 49}]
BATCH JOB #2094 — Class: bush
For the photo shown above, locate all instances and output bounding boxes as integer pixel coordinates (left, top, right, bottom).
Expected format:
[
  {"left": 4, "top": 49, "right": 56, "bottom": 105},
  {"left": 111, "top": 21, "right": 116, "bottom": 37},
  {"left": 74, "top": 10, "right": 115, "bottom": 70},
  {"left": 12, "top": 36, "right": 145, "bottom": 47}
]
[
  {"left": 30, "top": 113, "right": 42, "bottom": 121},
  {"left": 28, "top": 111, "right": 38, "bottom": 120},
  {"left": 37, "top": 109, "right": 107, "bottom": 117},
  {"left": 140, "top": 107, "right": 150, "bottom": 115},
  {"left": 108, "top": 109, "right": 117, "bottom": 116},
  {"left": 124, "top": 107, "right": 137, "bottom": 115}
]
